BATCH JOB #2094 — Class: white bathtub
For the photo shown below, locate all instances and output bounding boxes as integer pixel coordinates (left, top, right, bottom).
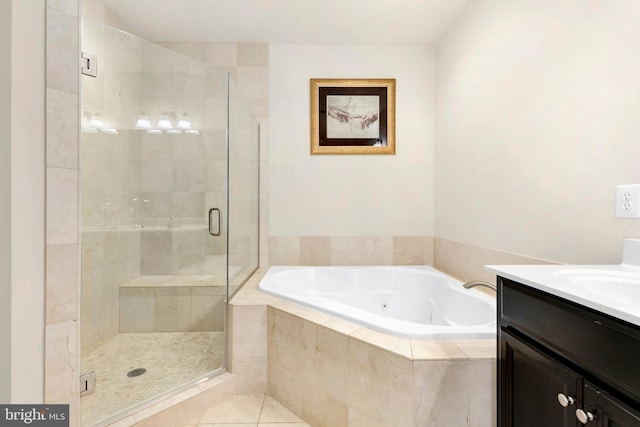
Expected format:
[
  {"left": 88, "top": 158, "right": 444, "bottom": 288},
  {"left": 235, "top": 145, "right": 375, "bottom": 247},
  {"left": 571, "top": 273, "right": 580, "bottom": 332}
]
[{"left": 258, "top": 266, "right": 496, "bottom": 339}]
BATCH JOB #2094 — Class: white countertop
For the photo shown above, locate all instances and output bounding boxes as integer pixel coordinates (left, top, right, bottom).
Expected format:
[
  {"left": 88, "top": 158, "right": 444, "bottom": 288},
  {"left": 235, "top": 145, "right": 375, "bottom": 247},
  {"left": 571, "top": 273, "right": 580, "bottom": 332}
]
[{"left": 486, "top": 263, "right": 640, "bottom": 328}]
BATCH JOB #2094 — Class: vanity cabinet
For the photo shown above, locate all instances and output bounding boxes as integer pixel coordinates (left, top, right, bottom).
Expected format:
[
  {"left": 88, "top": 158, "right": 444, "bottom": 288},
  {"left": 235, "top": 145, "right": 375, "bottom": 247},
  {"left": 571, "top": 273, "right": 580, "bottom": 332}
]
[
  {"left": 501, "top": 329, "right": 580, "bottom": 426},
  {"left": 498, "top": 277, "right": 640, "bottom": 427}
]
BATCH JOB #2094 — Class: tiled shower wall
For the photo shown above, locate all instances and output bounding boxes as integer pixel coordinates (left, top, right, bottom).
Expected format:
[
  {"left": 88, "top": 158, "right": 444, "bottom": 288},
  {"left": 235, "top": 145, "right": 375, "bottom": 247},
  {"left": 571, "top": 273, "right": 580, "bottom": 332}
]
[
  {"left": 80, "top": 19, "right": 143, "bottom": 353},
  {"left": 155, "top": 42, "right": 270, "bottom": 269},
  {"left": 45, "top": 0, "right": 81, "bottom": 424}
]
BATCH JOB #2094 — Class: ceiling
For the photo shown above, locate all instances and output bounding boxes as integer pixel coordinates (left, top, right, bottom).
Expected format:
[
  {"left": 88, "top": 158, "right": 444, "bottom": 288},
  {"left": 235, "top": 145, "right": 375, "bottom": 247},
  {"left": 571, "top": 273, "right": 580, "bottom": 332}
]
[{"left": 104, "top": 0, "right": 472, "bottom": 45}]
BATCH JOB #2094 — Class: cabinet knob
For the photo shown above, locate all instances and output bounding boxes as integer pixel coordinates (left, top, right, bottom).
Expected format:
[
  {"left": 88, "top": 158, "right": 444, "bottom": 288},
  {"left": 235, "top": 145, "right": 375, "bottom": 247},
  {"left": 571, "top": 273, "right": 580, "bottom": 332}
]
[
  {"left": 576, "top": 409, "right": 596, "bottom": 424},
  {"left": 557, "top": 393, "right": 575, "bottom": 408}
]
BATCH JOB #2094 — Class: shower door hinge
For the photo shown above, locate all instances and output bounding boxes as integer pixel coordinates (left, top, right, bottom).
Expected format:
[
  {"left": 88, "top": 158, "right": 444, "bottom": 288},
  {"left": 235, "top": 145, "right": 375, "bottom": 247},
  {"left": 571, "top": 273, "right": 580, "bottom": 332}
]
[
  {"left": 81, "top": 52, "right": 97, "bottom": 78},
  {"left": 80, "top": 371, "right": 96, "bottom": 397}
]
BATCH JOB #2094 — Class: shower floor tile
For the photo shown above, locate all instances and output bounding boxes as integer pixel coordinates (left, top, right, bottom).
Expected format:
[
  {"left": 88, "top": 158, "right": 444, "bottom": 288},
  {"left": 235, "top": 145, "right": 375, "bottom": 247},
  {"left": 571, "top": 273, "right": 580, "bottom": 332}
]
[{"left": 81, "top": 332, "right": 224, "bottom": 426}]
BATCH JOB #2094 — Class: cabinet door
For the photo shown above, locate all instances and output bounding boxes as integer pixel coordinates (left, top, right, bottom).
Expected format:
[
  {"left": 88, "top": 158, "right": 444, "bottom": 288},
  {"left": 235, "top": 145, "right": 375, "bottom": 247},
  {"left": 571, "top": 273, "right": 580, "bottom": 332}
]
[
  {"left": 580, "top": 382, "right": 640, "bottom": 427},
  {"left": 500, "top": 329, "right": 581, "bottom": 427}
]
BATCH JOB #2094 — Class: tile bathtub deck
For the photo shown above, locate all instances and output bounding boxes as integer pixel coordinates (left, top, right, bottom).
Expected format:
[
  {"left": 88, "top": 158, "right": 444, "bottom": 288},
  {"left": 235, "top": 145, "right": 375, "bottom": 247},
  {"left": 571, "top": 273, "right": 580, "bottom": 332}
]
[{"left": 180, "top": 394, "right": 310, "bottom": 426}]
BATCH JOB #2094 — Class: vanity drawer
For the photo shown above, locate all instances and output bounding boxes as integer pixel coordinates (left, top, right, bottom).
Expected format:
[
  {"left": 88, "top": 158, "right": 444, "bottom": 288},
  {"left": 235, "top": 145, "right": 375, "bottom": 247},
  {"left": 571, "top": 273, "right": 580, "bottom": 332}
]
[{"left": 499, "top": 276, "right": 640, "bottom": 408}]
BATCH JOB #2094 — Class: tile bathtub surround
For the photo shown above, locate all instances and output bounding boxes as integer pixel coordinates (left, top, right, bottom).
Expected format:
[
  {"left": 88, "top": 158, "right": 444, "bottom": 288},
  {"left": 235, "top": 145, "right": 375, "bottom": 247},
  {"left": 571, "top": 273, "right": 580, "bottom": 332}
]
[
  {"left": 270, "top": 236, "right": 556, "bottom": 285},
  {"left": 227, "top": 299, "right": 269, "bottom": 393},
  {"left": 434, "top": 237, "right": 558, "bottom": 285},
  {"left": 226, "top": 268, "right": 276, "bottom": 395},
  {"left": 266, "top": 302, "right": 497, "bottom": 427},
  {"left": 270, "top": 235, "right": 435, "bottom": 266},
  {"left": 228, "top": 274, "right": 495, "bottom": 427}
]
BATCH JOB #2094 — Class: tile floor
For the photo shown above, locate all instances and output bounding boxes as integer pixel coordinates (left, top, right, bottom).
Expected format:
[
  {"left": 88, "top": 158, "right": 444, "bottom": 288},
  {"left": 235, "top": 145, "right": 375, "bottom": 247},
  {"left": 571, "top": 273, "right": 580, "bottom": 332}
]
[
  {"left": 181, "top": 394, "right": 310, "bottom": 426},
  {"left": 82, "top": 332, "right": 224, "bottom": 426}
]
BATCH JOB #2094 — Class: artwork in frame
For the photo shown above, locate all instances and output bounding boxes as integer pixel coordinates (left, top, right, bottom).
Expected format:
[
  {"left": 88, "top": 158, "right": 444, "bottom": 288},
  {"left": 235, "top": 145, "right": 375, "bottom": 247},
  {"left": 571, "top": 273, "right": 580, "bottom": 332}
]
[{"left": 310, "top": 78, "right": 396, "bottom": 155}]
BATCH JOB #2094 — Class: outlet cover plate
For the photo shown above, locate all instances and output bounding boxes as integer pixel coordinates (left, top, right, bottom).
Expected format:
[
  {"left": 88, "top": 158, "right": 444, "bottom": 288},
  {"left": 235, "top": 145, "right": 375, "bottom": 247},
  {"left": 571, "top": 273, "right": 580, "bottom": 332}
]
[{"left": 616, "top": 184, "right": 640, "bottom": 218}]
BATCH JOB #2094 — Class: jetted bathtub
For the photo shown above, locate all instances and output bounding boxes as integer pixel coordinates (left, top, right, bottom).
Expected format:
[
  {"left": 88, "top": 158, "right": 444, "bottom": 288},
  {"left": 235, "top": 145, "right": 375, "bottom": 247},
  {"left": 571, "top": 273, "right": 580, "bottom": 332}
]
[{"left": 258, "top": 266, "right": 496, "bottom": 339}]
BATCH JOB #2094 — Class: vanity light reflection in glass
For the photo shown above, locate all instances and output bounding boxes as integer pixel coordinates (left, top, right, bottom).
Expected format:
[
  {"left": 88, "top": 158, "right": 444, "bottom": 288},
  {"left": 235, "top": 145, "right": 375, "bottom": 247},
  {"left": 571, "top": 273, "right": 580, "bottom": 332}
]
[
  {"left": 83, "top": 110, "right": 118, "bottom": 134},
  {"left": 157, "top": 112, "right": 172, "bottom": 130},
  {"left": 135, "top": 112, "right": 151, "bottom": 130},
  {"left": 177, "top": 112, "right": 192, "bottom": 130},
  {"left": 135, "top": 111, "right": 200, "bottom": 135}
]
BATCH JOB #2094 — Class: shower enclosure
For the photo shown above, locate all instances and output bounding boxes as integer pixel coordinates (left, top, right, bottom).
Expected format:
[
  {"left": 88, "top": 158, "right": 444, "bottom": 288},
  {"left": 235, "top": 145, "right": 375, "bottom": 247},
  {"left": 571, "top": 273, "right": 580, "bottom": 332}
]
[{"left": 79, "top": 20, "right": 259, "bottom": 426}]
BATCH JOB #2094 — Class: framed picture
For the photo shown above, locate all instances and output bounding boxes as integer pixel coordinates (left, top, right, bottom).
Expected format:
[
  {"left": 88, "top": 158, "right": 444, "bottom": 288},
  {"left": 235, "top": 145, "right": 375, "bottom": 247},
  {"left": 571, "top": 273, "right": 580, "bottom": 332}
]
[{"left": 310, "top": 78, "right": 396, "bottom": 155}]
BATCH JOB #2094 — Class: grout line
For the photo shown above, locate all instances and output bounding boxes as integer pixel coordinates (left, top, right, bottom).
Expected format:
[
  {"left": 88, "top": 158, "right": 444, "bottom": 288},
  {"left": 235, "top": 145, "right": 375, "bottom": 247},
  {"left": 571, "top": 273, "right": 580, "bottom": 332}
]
[{"left": 256, "top": 393, "right": 266, "bottom": 424}]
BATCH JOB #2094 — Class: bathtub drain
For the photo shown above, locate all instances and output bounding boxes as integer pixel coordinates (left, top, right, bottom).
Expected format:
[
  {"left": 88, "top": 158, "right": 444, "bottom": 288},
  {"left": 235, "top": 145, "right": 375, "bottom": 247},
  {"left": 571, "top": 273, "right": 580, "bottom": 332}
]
[{"left": 127, "top": 368, "right": 146, "bottom": 378}]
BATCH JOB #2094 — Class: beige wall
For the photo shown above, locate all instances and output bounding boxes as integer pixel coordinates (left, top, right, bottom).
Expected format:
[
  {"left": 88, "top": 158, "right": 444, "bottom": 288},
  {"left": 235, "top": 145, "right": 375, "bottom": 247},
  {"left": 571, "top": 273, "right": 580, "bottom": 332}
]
[
  {"left": 2, "top": 0, "right": 47, "bottom": 403},
  {"left": 435, "top": 0, "right": 640, "bottom": 265},
  {"left": 2, "top": 0, "right": 74, "bottom": 409},
  {"left": 0, "top": 0, "right": 12, "bottom": 404},
  {"left": 269, "top": 44, "right": 435, "bottom": 239}
]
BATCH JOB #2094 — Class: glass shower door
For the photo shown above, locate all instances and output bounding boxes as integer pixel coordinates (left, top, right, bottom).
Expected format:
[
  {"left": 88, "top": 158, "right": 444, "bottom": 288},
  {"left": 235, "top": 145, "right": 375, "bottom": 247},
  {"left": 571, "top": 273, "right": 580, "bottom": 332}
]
[
  {"left": 80, "top": 20, "right": 231, "bottom": 426},
  {"left": 227, "top": 76, "right": 260, "bottom": 297}
]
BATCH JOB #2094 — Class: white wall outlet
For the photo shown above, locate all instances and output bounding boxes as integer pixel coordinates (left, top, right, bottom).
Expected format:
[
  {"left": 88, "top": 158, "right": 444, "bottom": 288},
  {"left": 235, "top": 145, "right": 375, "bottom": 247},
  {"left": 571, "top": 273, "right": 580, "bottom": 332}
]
[{"left": 616, "top": 184, "right": 640, "bottom": 218}]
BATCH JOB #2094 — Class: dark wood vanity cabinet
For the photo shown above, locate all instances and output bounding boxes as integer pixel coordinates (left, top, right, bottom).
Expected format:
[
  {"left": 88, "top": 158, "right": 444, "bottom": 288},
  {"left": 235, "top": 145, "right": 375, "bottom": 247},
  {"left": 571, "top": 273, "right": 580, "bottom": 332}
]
[
  {"left": 498, "top": 277, "right": 640, "bottom": 427},
  {"left": 501, "top": 329, "right": 581, "bottom": 426}
]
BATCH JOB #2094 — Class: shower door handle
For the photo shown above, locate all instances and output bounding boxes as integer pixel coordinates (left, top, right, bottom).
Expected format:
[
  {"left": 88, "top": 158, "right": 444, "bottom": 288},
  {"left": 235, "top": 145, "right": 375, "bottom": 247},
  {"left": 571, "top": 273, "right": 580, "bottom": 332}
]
[{"left": 208, "top": 208, "right": 221, "bottom": 236}]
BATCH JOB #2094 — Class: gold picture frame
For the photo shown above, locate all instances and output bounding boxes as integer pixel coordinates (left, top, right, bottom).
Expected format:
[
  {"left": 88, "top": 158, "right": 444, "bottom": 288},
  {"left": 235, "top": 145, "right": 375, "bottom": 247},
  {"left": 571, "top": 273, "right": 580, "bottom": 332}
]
[{"left": 310, "top": 78, "right": 396, "bottom": 155}]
